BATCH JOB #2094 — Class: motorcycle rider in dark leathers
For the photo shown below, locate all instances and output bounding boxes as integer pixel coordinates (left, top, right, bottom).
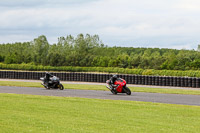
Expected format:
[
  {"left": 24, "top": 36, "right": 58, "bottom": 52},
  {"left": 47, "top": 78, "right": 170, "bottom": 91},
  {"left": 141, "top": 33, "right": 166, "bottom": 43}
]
[
  {"left": 108, "top": 75, "right": 118, "bottom": 90},
  {"left": 44, "top": 72, "right": 53, "bottom": 87}
]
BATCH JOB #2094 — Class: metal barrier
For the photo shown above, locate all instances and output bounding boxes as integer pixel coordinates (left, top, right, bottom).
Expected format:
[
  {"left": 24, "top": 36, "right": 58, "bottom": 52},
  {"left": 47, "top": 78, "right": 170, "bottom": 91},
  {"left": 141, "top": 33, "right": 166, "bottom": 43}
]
[{"left": 0, "top": 71, "right": 199, "bottom": 88}]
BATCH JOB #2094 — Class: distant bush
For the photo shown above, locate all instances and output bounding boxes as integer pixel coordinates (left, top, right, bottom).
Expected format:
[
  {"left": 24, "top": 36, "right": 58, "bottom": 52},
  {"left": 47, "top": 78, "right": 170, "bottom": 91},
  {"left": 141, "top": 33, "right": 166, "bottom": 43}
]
[{"left": 1, "top": 63, "right": 200, "bottom": 77}]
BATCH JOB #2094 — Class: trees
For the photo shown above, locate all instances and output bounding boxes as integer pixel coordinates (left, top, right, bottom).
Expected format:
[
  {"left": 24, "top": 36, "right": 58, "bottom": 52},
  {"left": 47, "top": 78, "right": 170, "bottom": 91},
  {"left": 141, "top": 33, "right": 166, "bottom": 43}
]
[
  {"left": 31, "top": 35, "right": 49, "bottom": 65},
  {"left": 1, "top": 34, "right": 200, "bottom": 70},
  {"left": 197, "top": 44, "right": 200, "bottom": 52}
]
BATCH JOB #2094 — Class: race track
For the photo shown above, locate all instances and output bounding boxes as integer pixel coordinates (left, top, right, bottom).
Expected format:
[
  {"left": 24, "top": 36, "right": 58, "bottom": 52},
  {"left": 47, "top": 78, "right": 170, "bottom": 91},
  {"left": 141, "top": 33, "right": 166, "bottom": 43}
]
[{"left": 0, "top": 86, "right": 200, "bottom": 106}]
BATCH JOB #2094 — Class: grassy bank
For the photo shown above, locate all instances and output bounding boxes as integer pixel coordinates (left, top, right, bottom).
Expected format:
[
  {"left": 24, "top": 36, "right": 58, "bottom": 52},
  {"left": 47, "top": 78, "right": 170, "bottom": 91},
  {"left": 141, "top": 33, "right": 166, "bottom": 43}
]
[
  {"left": 0, "top": 93, "right": 199, "bottom": 133},
  {"left": 1, "top": 81, "right": 200, "bottom": 95}
]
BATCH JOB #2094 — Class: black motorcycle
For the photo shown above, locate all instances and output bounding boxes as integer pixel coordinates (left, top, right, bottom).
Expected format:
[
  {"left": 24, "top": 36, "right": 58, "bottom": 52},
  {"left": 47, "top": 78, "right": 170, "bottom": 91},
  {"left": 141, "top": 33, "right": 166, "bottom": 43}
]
[{"left": 40, "top": 74, "right": 64, "bottom": 90}]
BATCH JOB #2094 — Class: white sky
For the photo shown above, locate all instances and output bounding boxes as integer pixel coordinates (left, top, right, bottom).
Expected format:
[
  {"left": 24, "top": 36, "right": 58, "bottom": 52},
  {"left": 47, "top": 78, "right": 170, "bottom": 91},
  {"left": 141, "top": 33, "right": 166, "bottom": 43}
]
[{"left": 0, "top": 0, "right": 200, "bottom": 49}]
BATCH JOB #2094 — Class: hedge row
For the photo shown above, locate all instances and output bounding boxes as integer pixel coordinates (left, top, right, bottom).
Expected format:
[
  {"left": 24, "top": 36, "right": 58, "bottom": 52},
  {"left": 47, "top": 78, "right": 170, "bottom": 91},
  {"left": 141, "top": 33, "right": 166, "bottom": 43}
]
[{"left": 1, "top": 63, "right": 200, "bottom": 77}]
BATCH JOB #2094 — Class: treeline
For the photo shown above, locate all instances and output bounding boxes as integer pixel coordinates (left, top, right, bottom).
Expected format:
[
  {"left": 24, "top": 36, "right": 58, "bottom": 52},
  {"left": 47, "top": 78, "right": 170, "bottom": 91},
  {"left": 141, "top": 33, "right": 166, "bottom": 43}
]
[{"left": 0, "top": 34, "right": 200, "bottom": 70}]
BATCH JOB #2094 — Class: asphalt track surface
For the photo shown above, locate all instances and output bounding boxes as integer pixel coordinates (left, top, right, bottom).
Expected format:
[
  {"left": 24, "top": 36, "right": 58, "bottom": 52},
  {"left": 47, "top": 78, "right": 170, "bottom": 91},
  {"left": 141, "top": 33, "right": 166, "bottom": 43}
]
[{"left": 0, "top": 85, "right": 200, "bottom": 106}]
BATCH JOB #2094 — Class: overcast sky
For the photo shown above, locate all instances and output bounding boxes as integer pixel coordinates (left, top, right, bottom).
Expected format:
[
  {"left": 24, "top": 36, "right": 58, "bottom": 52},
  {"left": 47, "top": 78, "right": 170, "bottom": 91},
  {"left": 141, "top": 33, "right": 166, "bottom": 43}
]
[{"left": 0, "top": 0, "right": 200, "bottom": 50}]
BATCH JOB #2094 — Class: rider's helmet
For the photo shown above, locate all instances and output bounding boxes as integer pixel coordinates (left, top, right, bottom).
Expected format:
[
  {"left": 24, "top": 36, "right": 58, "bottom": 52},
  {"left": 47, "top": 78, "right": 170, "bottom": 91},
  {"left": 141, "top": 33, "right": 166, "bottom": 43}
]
[
  {"left": 112, "top": 75, "right": 118, "bottom": 80},
  {"left": 45, "top": 72, "right": 52, "bottom": 78},
  {"left": 45, "top": 72, "right": 50, "bottom": 75}
]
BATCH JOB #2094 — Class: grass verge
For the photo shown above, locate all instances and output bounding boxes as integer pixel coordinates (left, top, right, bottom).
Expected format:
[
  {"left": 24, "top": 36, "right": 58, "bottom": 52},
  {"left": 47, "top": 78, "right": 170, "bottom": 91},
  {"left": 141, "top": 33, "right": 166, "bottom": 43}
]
[
  {"left": 1, "top": 81, "right": 200, "bottom": 95},
  {"left": 0, "top": 93, "right": 200, "bottom": 133}
]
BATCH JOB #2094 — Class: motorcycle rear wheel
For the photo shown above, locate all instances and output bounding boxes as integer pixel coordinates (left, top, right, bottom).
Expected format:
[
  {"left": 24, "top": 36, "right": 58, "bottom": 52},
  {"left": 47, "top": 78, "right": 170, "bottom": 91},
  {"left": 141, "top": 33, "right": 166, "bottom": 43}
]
[
  {"left": 124, "top": 87, "right": 131, "bottom": 95},
  {"left": 43, "top": 83, "right": 50, "bottom": 89},
  {"left": 46, "top": 86, "right": 50, "bottom": 89},
  {"left": 111, "top": 89, "right": 117, "bottom": 95}
]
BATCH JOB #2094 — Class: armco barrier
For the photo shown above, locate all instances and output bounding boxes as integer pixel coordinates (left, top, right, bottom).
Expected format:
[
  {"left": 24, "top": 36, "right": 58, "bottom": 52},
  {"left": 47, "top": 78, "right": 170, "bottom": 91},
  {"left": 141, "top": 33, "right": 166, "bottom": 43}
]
[{"left": 0, "top": 71, "right": 200, "bottom": 88}]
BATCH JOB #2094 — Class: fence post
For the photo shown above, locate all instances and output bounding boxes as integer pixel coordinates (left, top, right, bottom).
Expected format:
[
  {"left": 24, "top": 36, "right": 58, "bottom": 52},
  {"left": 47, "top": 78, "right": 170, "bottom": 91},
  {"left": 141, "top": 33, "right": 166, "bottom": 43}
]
[
  {"left": 155, "top": 76, "right": 159, "bottom": 86},
  {"left": 192, "top": 77, "right": 196, "bottom": 88},
  {"left": 196, "top": 78, "right": 200, "bottom": 88},
  {"left": 188, "top": 77, "right": 192, "bottom": 87},
  {"left": 159, "top": 76, "right": 162, "bottom": 86}
]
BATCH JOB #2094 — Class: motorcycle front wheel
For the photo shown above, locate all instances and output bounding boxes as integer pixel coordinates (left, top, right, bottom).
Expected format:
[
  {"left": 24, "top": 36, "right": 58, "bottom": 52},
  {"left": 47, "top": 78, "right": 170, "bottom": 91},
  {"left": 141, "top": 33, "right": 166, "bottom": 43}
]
[
  {"left": 124, "top": 87, "right": 131, "bottom": 95},
  {"left": 58, "top": 84, "right": 64, "bottom": 90}
]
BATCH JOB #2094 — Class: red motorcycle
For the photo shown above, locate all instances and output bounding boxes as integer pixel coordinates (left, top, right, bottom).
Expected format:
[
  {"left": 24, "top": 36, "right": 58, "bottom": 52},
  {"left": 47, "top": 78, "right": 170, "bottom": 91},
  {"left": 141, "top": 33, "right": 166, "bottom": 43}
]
[{"left": 106, "top": 78, "right": 131, "bottom": 95}]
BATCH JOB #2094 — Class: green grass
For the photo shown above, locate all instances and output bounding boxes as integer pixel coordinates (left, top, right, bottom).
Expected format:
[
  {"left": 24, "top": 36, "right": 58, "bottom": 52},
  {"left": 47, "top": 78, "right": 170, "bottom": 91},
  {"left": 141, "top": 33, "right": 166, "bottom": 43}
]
[
  {"left": 132, "top": 87, "right": 200, "bottom": 95},
  {"left": 0, "top": 93, "right": 200, "bottom": 133},
  {"left": 1, "top": 81, "right": 200, "bottom": 95},
  {"left": 0, "top": 81, "right": 42, "bottom": 88}
]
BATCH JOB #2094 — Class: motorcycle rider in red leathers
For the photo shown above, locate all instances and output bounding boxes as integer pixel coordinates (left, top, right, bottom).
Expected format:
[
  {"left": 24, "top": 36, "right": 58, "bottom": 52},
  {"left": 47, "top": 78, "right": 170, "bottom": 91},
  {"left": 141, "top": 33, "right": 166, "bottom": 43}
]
[{"left": 108, "top": 75, "right": 118, "bottom": 90}]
